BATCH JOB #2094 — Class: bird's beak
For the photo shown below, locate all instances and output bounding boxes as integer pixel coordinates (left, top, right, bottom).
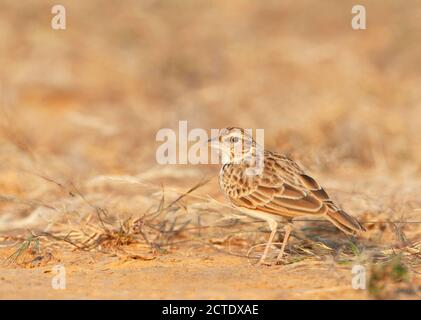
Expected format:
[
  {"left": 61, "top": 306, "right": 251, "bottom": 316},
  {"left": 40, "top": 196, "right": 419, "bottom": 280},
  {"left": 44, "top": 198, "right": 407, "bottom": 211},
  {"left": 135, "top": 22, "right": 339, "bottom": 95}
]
[{"left": 207, "top": 136, "right": 220, "bottom": 148}]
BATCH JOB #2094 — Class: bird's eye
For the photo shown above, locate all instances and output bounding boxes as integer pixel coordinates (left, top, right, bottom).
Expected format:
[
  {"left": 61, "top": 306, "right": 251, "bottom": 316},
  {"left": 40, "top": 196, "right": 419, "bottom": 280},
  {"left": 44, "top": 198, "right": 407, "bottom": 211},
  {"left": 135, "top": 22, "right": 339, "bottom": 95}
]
[{"left": 230, "top": 136, "right": 240, "bottom": 143}]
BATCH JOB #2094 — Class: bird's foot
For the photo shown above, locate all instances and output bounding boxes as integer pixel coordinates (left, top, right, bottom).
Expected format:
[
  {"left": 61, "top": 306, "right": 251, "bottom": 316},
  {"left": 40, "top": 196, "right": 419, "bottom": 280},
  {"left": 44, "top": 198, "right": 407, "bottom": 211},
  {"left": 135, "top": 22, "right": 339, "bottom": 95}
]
[{"left": 256, "top": 259, "right": 273, "bottom": 266}]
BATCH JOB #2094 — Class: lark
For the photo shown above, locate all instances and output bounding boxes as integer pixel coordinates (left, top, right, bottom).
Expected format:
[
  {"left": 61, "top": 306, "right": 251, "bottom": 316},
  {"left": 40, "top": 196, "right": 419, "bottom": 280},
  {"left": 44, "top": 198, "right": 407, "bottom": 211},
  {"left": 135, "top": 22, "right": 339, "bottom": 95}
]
[{"left": 209, "top": 127, "right": 365, "bottom": 265}]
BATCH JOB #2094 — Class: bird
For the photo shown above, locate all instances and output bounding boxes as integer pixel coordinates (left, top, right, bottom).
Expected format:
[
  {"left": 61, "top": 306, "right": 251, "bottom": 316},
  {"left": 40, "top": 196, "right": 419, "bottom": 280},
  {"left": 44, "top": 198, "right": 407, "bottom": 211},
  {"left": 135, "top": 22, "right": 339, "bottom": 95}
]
[{"left": 208, "top": 127, "right": 365, "bottom": 265}]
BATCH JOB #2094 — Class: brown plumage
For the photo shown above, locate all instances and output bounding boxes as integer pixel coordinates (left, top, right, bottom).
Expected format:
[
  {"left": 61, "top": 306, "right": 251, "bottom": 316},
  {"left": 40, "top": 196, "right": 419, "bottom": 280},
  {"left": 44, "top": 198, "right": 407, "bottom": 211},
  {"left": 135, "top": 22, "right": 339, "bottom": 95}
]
[{"left": 209, "top": 127, "right": 365, "bottom": 265}]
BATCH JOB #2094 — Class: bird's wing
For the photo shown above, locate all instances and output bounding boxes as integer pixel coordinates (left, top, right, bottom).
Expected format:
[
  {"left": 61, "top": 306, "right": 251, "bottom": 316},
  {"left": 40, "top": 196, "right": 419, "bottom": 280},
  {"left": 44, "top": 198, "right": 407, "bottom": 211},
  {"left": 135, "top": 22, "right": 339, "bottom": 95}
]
[
  {"left": 226, "top": 154, "right": 331, "bottom": 218},
  {"left": 225, "top": 153, "right": 365, "bottom": 234}
]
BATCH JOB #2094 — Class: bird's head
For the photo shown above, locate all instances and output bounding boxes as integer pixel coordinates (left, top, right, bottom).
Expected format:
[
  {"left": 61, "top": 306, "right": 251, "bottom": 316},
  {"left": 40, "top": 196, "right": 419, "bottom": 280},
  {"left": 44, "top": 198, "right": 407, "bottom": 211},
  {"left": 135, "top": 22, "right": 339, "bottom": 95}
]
[{"left": 208, "top": 127, "right": 261, "bottom": 164}]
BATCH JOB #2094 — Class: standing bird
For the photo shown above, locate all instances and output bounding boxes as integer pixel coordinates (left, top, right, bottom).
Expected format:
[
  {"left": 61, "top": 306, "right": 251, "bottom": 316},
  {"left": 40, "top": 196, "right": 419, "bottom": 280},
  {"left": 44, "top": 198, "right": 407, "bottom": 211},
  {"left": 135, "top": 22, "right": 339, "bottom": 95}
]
[{"left": 208, "top": 127, "right": 365, "bottom": 265}]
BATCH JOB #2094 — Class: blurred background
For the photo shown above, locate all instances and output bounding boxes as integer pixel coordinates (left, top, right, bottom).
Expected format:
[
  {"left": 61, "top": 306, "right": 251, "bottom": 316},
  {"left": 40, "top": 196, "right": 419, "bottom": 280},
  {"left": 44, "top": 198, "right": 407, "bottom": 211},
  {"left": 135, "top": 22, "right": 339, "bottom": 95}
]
[
  {"left": 0, "top": 0, "right": 420, "bottom": 300},
  {"left": 0, "top": 0, "right": 420, "bottom": 222}
]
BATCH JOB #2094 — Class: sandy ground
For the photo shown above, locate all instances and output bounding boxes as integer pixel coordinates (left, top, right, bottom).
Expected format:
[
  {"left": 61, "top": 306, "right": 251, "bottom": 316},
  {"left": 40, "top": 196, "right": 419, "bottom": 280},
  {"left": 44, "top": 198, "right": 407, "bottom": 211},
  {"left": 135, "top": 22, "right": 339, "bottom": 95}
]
[
  {"left": 1, "top": 229, "right": 420, "bottom": 300},
  {"left": 0, "top": 247, "right": 370, "bottom": 300},
  {"left": 0, "top": 171, "right": 420, "bottom": 300}
]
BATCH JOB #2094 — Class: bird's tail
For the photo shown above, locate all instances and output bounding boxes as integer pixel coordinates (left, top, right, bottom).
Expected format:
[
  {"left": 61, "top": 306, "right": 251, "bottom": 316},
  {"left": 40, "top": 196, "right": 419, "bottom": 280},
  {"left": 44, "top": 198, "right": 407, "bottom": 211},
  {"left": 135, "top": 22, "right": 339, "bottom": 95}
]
[{"left": 326, "top": 209, "right": 366, "bottom": 235}]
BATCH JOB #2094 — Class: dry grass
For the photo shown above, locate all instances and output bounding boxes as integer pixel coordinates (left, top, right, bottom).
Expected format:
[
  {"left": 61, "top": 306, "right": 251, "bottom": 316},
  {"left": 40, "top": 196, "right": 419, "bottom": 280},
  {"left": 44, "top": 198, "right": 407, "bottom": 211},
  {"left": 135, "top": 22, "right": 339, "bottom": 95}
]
[{"left": 0, "top": 0, "right": 420, "bottom": 299}]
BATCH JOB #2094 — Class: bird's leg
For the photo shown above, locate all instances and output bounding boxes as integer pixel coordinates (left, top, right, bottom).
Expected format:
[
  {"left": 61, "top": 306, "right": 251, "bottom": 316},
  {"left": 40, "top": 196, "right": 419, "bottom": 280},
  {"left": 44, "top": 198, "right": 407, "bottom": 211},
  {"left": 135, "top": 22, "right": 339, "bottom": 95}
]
[
  {"left": 275, "top": 223, "right": 293, "bottom": 263},
  {"left": 258, "top": 217, "right": 278, "bottom": 265}
]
